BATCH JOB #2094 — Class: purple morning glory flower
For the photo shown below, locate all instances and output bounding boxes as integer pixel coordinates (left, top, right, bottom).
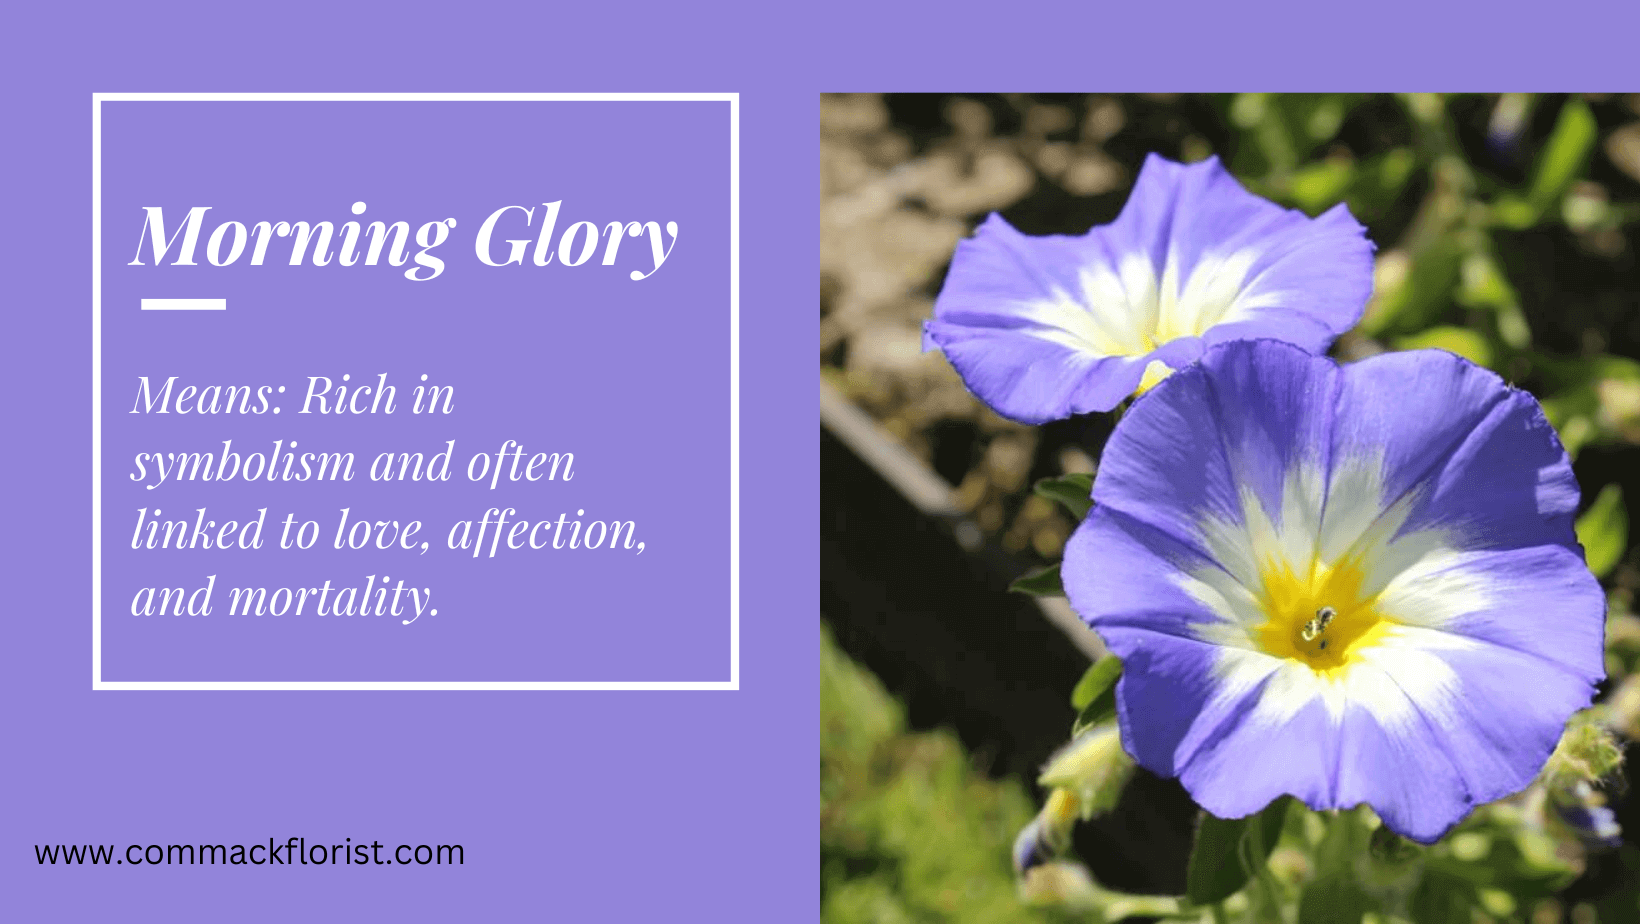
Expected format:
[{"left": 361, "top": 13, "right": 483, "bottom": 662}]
[
  {"left": 1061, "top": 340, "right": 1606, "bottom": 843},
  {"left": 923, "top": 155, "right": 1375, "bottom": 423}
]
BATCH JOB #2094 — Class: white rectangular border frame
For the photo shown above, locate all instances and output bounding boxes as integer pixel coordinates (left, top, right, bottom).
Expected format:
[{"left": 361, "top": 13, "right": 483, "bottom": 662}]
[{"left": 92, "top": 92, "right": 740, "bottom": 691}]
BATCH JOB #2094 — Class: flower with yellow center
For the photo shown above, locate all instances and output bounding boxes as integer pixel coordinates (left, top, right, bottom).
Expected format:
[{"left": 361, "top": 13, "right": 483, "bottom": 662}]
[{"left": 1061, "top": 340, "right": 1605, "bottom": 843}]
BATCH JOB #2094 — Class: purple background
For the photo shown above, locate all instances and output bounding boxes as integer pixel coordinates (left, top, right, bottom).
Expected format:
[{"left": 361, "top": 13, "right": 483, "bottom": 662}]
[
  {"left": 7, "top": 1, "right": 1640, "bottom": 921},
  {"left": 99, "top": 99, "right": 730, "bottom": 682}
]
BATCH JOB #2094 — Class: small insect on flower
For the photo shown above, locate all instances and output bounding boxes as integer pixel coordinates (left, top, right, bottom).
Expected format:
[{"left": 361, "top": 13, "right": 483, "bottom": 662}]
[
  {"left": 923, "top": 154, "right": 1375, "bottom": 423},
  {"left": 1061, "top": 340, "right": 1606, "bottom": 844},
  {"left": 1300, "top": 606, "right": 1337, "bottom": 644}
]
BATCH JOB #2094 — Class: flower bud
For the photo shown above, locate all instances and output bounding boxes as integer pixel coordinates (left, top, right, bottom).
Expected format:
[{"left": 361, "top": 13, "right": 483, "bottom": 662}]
[
  {"left": 1037, "top": 724, "right": 1135, "bottom": 820},
  {"left": 1012, "top": 816, "right": 1050, "bottom": 875},
  {"left": 1011, "top": 788, "right": 1080, "bottom": 874},
  {"left": 1542, "top": 715, "right": 1624, "bottom": 792},
  {"left": 1550, "top": 780, "right": 1623, "bottom": 850},
  {"left": 1018, "top": 860, "right": 1101, "bottom": 909}
]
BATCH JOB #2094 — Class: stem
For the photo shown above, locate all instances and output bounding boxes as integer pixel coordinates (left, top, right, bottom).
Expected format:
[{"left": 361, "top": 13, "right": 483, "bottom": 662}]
[{"left": 1239, "top": 809, "right": 1285, "bottom": 924}]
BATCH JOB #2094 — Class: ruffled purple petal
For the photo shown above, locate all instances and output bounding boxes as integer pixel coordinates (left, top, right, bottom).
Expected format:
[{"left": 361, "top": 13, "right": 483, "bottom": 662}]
[
  {"left": 924, "top": 319, "right": 1145, "bottom": 424},
  {"left": 1063, "top": 507, "right": 1229, "bottom": 644},
  {"left": 1091, "top": 339, "right": 1336, "bottom": 564},
  {"left": 1177, "top": 673, "right": 1347, "bottom": 823},
  {"left": 1365, "top": 627, "right": 1596, "bottom": 815},
  {"left": 1329, "top": 348, "right": 1581, "bottom": 553},
  {"left": 1109, "top": 156, "right": 1374, "bottom": 341},
  {"left": 1329, "top": 680, "right": 1473, "bottom": 844},
  {"left": 1378, "top": 545, "right": 1605, "bottom": 683}
]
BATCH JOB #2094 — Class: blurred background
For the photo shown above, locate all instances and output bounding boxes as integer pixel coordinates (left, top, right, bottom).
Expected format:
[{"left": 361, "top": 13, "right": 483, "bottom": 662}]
[{"left": 820, "top": 94, "right": 1640, "bottom": 923}]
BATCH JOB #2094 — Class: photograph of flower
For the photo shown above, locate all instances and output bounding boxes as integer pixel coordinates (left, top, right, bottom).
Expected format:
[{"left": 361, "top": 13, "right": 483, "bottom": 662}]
[{"left": 821, "top": 94, "right": 1640, "bottom": 923}]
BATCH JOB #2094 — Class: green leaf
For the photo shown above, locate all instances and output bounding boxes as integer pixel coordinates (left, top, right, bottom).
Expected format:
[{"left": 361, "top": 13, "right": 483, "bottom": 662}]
[
  {"left": 1529, "top": 98, "right": 1597, "bottom": 212},
  {"left": 1185, "top": 797, "right": 1291, "bottom": 906},
  {"left": 1071, "top": 655, "right": 1123, "bottom": 710},
  {"left": 1490, "top": 193, "right": 1540, "bottom": 230},
  {"left": 1393, "top": 326, "right": 1495, "bottom": 370},
  {"left": 1033, "top": 473, "right": 1094, "bottom": 520},
  {"left": 1455, "top": 251, "right": 1518, "bottom": 313},
  {"left": 1228, "top": 93, "right": 1291, "bottom": 176},
  {"left": 1230, "top": 94, "right": 1360, "bottom": 181},
  {"left": 1009, "top": 563, "right": 1063, "bottom": 597},
  {"left": 1361, "top": 234, "right": 1465, "bottom": 337},
  {"left": 1368, "top": 824, "right": 1421, "bottom": 864},
  {"left": 1072, "top": 687, "right": 1119, "bottom": 736},
  {"left": 1373, "top": 146, "right": 1417, "bottom": 191},
  {"left": 1287, "top": 157, "right": 1355, "bottom": 215},
  {"left": 1069, "top": 656, "right": 1123, "bottom": 734},
  {"left": 1299, "top": 876, "right": 1372, "bottom": 924},
  {"left": 1577, "top": 483, "right": 1627, "bottom": 579},
  {"left": 1534, "top": 352, "right": 1640, "bottom": 392},
  {"left": 1297, "top": 95, "right": 1354, "bottom": 145}
]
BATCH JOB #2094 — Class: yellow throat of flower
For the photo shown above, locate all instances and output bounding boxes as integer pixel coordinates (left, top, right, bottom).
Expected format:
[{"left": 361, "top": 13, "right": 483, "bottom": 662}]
[
  {"left": 1136, "top": 360, "right": 1173, "bottom": 395},
  {"left": 1253, "top": 556, "right": 1392, "bottom": 673}
]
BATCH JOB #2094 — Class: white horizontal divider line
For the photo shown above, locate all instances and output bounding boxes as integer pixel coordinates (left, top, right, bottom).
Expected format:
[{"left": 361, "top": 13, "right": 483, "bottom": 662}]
[
  {"left": 141, "top": 298, "right": 224, "bottom": 313},
  {"left": 141, "top": 298, "right": 225, "bottom": 311}
]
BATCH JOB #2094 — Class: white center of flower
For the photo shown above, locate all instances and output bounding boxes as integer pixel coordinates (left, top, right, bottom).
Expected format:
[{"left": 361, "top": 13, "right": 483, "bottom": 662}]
[{"left": 1024, "top": 248, "right": 1278, "bottom": 359}]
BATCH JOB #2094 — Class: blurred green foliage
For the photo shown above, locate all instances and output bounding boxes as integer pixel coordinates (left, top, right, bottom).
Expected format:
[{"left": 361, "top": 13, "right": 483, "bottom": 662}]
[
  {"left": 1185, "top": 798, "right": 1290, "bottom": 907},
  {"left": 1579, "top": 483, "right": 1628, "bottom": 579},
  {"left": 1235, "top": 94, "right": 1640, "bottom": 490},
  {"left": 821, "top": 622, "right": 1071, "bottom": 924}
]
